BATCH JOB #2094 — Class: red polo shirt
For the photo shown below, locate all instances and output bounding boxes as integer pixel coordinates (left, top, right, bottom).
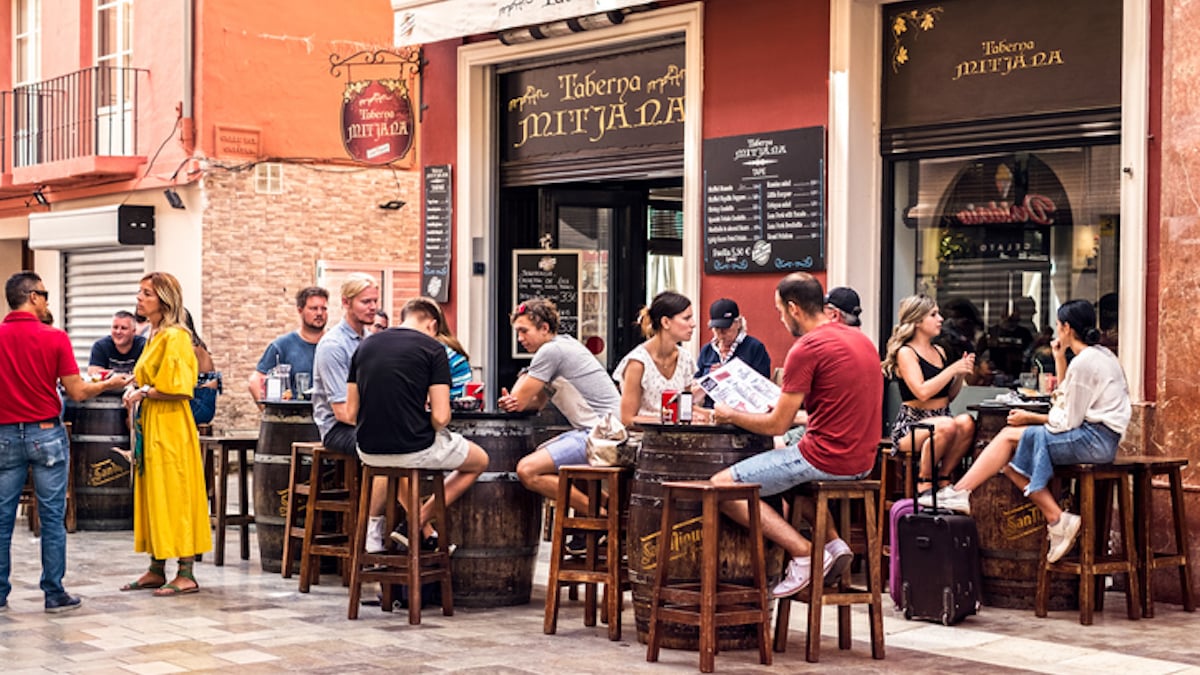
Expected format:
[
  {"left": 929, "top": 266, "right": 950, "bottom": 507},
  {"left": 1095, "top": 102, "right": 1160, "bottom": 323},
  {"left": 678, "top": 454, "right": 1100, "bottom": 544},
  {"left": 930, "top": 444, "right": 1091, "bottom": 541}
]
[{"left": 0, "top": 311, "right": 79, "bottom": 424}]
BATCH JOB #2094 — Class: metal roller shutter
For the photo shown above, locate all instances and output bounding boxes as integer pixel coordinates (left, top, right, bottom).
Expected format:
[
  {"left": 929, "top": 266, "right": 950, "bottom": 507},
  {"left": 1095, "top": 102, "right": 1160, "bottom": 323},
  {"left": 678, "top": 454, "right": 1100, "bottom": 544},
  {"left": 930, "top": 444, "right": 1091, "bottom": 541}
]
[{"left": 63, "top": 248, "right": 146, "bottom": 368}]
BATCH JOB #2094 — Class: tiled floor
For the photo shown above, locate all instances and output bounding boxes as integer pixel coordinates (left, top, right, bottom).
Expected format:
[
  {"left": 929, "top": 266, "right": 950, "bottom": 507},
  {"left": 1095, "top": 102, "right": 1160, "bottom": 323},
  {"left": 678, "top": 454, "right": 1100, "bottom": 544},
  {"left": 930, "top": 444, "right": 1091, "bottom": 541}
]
[{"left": 2, "top": 512, "right": 1198, "bottom": 673}]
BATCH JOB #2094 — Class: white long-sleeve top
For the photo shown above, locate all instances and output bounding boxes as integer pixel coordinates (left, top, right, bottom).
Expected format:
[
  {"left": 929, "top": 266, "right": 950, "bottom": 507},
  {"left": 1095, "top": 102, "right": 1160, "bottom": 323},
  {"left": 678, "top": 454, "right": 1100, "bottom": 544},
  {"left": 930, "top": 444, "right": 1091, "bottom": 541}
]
[{"left": 1046, "top": 345, "right": 1131, "bottom": 436}]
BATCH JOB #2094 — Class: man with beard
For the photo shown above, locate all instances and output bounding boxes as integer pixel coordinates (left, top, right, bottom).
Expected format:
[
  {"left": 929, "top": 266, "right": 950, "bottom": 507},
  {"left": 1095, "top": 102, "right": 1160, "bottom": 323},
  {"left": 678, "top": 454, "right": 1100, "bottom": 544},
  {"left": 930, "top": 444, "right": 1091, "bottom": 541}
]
[
  {"left": 710, "top": 272, "right": 882, "bottom": 599},
  {"left": 88, "top": 311, "right": 146, "bottom": 376},
  {"left": 0, "top": 272, "right": 131, "bottom": 613},
  {"left": 248, "top": 287, "right": 329, "bottom": 404}
]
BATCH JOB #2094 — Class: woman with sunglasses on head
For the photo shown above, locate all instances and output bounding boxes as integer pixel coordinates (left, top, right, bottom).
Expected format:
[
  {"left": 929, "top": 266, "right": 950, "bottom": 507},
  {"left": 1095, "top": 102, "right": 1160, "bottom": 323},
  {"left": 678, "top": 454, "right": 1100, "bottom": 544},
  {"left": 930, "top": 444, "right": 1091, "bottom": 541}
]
[
  {"left": 881, "top": 295, "right": 977, "bottom": 496},
  {"left": 921, "top": 299, "right": 1131, "bottom": 564},
  {"left": 120, "top": 272, "right": 210, "bottom": 596}
]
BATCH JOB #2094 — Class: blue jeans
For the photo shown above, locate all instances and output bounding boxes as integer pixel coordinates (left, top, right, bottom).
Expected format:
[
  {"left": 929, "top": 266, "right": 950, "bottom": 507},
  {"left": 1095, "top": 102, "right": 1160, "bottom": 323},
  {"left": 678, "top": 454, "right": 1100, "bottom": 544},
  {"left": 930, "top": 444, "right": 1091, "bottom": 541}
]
[
  {"left": 730, "top": 445, "right": 871, "bottom": 497},
  {"left": 0, "top": 420, "right": 70, "bottom": 603},
  {"left": 190, "top": 386, "right": 217, "bottom": 425},
  {"left": 1009, "top": 422, "right": 1121, "bottom": 496}
]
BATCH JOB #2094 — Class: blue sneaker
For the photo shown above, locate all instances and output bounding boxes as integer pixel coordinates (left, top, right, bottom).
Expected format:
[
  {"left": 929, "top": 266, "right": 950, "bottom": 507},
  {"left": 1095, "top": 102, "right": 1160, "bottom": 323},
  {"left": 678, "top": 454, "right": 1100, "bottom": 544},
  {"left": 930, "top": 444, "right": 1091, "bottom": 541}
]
[{"left": 45, "top": 594, "right": 82, "bottom": 614}]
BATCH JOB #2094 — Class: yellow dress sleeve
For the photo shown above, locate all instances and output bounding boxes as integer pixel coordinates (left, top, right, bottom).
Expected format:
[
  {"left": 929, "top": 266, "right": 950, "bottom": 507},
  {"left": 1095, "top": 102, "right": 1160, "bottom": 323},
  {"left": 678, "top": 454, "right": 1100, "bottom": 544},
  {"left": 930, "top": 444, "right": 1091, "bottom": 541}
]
[{"left": 153, "top": 327, "right": 199, "bottom": 397}]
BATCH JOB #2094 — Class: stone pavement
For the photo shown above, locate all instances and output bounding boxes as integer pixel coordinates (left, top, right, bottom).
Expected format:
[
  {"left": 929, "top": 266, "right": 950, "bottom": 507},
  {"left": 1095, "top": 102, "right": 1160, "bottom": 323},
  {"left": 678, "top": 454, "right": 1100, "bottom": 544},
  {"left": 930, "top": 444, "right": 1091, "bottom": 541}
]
[{"left": 2, "top": 520, "right": 1199, "bottom": 674}]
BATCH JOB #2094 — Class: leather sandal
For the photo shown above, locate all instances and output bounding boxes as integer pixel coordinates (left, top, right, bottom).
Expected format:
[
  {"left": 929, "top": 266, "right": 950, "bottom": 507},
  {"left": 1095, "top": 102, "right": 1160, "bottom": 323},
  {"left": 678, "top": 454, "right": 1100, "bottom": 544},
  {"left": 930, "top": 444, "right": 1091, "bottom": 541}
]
[
  {"left": 153, "top": 560, "right": 200, "bottom": 596},
  {"left": 121, "top": 559, "right": 166, "bottom": 591}
]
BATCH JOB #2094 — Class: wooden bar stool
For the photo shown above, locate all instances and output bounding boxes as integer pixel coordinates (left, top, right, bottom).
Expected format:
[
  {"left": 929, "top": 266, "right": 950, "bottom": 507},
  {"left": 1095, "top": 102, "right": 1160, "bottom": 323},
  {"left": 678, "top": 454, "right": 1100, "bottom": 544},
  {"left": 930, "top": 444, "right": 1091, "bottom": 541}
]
[
  {"left": 646, "top": 480, "right": 772, "bottom": 673},
  {"left": 347, "top": 465, "right": 453, "bottom": 624},
  {"left": 1115, "top": 456, "right": 1195, "bottom": 617},
  {"left": 875, "top": 438, "right": 911, "bottom": 559},
  {"left": 774, "top": 480, "right": 885, "bottom": 663},
  {"left": 1036, "top": 463, "right": 1140, "bottom": 625},
  {"left": 198, "top": 431, "right": 257, "bottom": 566},
  {"left": 282, "top": 442, "right": 359, "bottom": 590},
  {"left": 544, "top": 465, "right": 630, "bottom": 640}
]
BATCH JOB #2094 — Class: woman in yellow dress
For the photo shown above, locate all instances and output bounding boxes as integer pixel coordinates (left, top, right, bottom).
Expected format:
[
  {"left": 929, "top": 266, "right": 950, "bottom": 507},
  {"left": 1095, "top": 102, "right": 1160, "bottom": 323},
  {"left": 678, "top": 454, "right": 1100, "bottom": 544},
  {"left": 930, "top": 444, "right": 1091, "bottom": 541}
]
[{"left": 119, "top": 272, "right": 211, "bottom": 596}]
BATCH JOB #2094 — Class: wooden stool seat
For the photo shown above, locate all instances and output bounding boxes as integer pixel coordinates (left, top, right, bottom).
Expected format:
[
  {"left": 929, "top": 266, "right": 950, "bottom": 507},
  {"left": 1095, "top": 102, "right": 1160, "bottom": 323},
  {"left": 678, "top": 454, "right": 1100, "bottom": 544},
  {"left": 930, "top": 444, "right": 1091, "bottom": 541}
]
[
  {"left": 544, "top": 465, "right": 631, "bottom": 641},
  {"left": 198, "top": 431, "right": 257, "bottom": 566},
  {"left": 347, "top": 464, "right": 453, "bottom": 624},
  {"left": 1114, "top": 456, "right": 1195, "bottom": 617},
  {"left": 1036, "top": 462, "right": 1140, "bottom": 625},
  {"left": 775, "top": 479, "right": 885, "bottom": 663},
  {"left": 282, "top": 442, "right": 359, "bottom": 591},
  {"left": 646, "top": 480, "right": 772, "bottom": 673}
]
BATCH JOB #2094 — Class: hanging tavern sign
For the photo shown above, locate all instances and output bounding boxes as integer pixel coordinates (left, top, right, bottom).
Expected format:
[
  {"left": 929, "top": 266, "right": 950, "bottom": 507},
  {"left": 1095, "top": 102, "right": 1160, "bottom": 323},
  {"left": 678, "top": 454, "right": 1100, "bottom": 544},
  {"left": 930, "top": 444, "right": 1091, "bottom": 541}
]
[{"left": 330, "top": 49, "right": 421, "bottom": 165}]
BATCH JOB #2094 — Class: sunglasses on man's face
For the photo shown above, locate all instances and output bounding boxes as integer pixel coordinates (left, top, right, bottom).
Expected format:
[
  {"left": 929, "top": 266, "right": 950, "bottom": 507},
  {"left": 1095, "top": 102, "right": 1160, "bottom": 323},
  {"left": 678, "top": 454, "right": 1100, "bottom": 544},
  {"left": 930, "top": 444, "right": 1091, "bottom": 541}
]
[{"left": 30, "top": 289, "right": 49, "bottom": 301}]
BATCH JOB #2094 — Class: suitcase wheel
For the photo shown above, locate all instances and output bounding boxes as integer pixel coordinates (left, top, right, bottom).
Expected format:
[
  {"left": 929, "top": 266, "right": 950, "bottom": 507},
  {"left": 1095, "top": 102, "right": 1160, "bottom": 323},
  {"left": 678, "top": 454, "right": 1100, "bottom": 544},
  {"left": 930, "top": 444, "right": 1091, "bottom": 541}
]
[{"left": 941, "top": 587, "right": 954, "bottom": 626}]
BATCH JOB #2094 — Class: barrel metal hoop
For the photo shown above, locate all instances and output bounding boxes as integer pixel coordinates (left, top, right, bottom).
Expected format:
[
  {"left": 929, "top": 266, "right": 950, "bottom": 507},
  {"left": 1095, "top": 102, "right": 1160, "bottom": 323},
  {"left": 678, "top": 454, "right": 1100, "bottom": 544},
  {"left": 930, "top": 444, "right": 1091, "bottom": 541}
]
[
  {"left": 449, "top": 545, "right": 539, "bottom": 558},
  {"left": 253, "top": 454, "right": 293, "bottom": 465},
  {"left": 71, "top": 435, "right": 130, "bottom": 443}
]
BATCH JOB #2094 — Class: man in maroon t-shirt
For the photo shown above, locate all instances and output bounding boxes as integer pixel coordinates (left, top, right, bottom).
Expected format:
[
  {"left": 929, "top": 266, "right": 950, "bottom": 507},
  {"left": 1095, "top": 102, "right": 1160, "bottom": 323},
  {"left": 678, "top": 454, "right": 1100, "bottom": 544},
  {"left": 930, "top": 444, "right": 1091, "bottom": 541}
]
[
  {"left": 712, "top": 272, "right": 883, "bottom": 599},
  {"left": 0, "top": 272, "right": 129, "bottom": 614}
]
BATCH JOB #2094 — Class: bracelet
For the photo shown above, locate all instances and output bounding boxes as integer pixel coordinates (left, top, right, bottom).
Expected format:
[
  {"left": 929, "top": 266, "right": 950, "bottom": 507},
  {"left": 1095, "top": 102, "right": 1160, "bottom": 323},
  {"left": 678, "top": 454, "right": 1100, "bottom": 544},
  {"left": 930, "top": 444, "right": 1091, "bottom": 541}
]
[{"left": 139, "top": 385, "right": 151, "bottom": 396}]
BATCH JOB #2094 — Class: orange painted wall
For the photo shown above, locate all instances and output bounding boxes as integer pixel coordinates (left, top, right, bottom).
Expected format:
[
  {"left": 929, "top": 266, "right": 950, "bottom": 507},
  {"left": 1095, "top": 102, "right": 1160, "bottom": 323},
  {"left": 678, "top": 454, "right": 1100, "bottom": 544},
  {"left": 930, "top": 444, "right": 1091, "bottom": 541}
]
[
  {"left": 196, "top": 0, "right": 400, "bottom": 161},
  {"left": 701, "top": 0, "right": 831, "bottom": 367}
]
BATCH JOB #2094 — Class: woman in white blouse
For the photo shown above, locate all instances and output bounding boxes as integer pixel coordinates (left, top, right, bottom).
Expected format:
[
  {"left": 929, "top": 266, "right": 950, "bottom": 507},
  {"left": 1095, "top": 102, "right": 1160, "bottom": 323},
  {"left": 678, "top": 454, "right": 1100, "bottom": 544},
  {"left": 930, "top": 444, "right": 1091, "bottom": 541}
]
[
  {"left": 921, "top": 299, "right": 1131, "bottom": 564},
  {"left": 613, "top": 291, "right": 699, "bottom": 426}
]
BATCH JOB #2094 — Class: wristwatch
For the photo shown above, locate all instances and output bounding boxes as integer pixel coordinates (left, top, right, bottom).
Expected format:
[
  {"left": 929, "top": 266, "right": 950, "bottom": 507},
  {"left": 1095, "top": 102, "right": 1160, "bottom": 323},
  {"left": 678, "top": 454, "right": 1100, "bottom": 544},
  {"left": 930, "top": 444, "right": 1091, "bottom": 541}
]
[{"left": 139, "top": 385, "right": 151, "bottom": 396}]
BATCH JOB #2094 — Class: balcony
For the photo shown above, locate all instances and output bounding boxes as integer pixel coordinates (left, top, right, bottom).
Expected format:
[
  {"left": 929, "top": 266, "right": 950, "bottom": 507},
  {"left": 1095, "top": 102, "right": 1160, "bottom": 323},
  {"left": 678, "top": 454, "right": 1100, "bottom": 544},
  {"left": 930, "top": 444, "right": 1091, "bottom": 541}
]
[{"left": 1, "top": 66, "right": 148, "bottom": 190}]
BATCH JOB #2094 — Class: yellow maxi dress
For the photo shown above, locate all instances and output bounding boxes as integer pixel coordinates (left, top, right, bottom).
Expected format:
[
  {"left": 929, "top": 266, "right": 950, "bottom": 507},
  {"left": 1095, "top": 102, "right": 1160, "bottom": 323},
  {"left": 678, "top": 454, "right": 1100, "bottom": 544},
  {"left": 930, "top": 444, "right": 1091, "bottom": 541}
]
[{"left": 132, "top": 326, "right": 212, "bottom": 559}]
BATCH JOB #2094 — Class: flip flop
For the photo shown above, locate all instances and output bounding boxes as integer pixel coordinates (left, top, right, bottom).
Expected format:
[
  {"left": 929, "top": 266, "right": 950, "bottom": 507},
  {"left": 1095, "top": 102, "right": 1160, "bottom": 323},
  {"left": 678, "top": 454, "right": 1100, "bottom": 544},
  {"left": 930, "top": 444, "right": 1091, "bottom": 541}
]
[
  {"left": 152, "top": 583, "right": 200, "bottom": 597},
  {"left": 120, "top": 578, "right": 165, "bottom": 592}
]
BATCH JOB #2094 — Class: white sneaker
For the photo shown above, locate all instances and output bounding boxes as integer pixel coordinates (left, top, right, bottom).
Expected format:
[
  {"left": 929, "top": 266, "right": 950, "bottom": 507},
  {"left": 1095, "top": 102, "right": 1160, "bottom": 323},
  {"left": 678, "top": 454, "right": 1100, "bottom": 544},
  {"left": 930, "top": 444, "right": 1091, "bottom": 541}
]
[
  {"left": 1046, "top": 512, "right": 1082, "bottom": 563},
  {"left": 772, "top": 557, "right": 813, "bottom": 598},
  {"left": 918, "top": 485, "right": 971, "bottom": 514},
  {"left": 366, "top": 516, "right": 386, "bottom": 553},
  {"left": 823, "top": 538, "right": 854, "bottom": 586}
]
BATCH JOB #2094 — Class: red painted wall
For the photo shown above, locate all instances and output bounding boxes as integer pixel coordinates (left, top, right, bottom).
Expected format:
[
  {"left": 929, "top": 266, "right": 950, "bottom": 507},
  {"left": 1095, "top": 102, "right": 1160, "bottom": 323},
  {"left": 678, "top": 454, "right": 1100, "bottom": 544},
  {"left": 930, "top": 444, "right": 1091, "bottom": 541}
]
[
  {"left": 419, "top": 39, "right": 461, "bottom": 325},
  {"left": 701, "top": 0, "right": 831, "bottom": 368},
  {"left": 1145, "top": 0, "right": 1162, "bottom": 402}
]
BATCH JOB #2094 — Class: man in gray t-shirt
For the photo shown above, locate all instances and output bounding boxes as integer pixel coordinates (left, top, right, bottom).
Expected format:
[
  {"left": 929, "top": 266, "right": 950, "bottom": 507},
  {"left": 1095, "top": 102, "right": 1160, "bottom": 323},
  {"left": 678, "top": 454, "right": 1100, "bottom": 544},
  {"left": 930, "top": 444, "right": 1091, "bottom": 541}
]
[{"left": 499, "top": 298, "right": 619, "bottom": 517}]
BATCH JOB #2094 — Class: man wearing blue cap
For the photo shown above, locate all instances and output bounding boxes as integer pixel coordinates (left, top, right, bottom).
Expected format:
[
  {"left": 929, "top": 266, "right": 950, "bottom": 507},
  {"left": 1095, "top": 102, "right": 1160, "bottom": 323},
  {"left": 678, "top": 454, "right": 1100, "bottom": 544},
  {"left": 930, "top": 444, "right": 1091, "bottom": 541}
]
[{"left": 694, "top": 299, "right": 772, "bottom": 404}]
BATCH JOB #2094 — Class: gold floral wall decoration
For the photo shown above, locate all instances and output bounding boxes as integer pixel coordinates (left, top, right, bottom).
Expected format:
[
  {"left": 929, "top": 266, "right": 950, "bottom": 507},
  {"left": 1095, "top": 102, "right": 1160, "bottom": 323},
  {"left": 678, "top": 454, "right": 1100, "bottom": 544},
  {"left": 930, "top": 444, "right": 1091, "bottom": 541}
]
[{"left": 890, "top": 6, "right": 944, "bottom": 73}]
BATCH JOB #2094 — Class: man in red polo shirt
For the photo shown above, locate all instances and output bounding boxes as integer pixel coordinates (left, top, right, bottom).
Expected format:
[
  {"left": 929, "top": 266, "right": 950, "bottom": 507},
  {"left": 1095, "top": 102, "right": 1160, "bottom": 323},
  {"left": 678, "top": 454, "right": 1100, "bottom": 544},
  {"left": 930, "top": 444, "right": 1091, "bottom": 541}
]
[
  {"left": 711, "top": 272, "right": 883, "bottom": 599},
  {"left": 0, "top": 271, "right": 130, "bottom": 614}
]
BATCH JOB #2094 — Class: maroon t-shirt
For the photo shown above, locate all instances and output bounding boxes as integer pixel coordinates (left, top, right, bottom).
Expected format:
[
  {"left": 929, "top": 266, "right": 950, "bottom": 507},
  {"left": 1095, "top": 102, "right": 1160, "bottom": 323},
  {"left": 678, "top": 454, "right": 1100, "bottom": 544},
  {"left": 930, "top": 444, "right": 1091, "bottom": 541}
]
[
  {"left": 782, "top": 322, "right": 883, "bottom": 476},
  {"left": 0, "top": 311, "right": 78, "bottom": 424}
]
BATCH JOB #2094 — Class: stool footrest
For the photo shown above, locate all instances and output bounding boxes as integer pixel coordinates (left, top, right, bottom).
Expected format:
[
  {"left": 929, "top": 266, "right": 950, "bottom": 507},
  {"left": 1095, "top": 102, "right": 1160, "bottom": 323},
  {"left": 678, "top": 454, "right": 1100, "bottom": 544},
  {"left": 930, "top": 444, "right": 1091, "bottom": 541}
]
[
  {"left": 659, "top": 582, "right": 765, "bottom": 606},
  {"left": 656, "top": 606, "right": 771, "bottom": 628}
]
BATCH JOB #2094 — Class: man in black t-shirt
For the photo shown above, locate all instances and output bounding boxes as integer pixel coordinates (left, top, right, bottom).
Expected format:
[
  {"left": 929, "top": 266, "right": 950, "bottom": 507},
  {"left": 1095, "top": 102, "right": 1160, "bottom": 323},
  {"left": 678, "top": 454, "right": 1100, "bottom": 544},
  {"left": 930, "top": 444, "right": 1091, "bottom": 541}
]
[
  {"left": 87, "top": 310, "right": 146, "bottom": 375},
  {"left": 345, "top": 296, "right": 488, "bottom": 547}
]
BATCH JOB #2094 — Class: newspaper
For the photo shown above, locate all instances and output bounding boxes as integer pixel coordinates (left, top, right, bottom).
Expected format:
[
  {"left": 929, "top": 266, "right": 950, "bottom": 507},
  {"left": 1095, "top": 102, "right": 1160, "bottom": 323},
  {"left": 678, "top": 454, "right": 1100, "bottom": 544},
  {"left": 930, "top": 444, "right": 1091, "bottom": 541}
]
[{"left": 695, "top": 357, "right": 781, "bottom": 414}]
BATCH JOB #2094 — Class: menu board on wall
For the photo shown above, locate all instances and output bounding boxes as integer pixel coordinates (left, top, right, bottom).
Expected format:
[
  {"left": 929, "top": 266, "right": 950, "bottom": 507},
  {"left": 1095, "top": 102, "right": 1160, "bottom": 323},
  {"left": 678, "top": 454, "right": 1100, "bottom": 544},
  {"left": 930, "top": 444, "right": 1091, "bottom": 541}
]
[
  {"left": 422, "top": 165, "right": 452, "bottom": 302},
  {"left": 512, "top": 249, "right": 581, "bottom": 358},
  {"left": 703, "top": 127, "right": 826, "bottom": 274}
]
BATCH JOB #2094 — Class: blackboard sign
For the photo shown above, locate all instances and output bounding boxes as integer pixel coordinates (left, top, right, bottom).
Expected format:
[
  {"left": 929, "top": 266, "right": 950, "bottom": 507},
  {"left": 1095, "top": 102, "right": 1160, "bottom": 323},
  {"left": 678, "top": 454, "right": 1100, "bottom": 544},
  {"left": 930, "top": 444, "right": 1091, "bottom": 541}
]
[
  {"left": 703, "top": 127, "right": 825, "bottom": 274},
  {"left": 422, "top": 165, "right": 452, "bottom": 301},
  {"left": 512, "top": 249, "right": 580, "bottom": 358}
]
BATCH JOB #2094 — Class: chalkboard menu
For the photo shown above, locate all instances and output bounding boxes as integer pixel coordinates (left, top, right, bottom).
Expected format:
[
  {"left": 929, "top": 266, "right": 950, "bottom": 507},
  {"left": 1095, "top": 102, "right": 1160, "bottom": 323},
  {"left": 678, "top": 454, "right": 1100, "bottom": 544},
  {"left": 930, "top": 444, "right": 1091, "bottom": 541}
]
[
  {"left": 703, "top": 127, "right": 825, "bottom": 274},
  {"left": 422, "top": 164, "right": 452, "bottom": 301},
  {"left": 512, "top": 249, "right": 580, "bottom": 358}
]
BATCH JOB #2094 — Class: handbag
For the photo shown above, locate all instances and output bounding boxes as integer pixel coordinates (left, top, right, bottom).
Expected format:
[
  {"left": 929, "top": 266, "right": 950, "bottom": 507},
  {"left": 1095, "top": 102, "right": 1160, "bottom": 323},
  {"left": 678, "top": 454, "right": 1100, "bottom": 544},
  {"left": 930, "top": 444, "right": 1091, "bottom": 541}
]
[{"left": 585, "top": 413, "right": 635, "bottom": 467}]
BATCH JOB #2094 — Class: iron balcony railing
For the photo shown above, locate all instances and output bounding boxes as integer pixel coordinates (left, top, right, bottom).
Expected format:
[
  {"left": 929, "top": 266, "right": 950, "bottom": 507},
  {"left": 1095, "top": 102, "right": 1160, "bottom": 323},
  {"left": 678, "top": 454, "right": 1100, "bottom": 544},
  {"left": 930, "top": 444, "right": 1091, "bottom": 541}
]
[{"left": 9, "top": 66, "right": 147, "bottom": 168}]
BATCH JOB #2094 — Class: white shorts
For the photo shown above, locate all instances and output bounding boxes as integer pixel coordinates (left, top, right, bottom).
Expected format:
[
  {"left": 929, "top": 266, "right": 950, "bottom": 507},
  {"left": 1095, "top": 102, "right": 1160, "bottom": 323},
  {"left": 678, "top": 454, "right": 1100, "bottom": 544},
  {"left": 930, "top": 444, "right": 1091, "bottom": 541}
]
[{"left": 356, "top": 429, "right": 469, "bottom": 470}]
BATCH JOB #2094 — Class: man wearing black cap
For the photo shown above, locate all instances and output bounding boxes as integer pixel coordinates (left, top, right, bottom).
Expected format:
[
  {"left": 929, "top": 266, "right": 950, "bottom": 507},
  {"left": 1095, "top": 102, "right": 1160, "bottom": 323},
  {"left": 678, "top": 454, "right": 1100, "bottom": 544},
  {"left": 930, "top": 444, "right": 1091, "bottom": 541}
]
[
  {"left": 824, "top": 286, "right": 863, "bottom": 327},
  {"left": 694, "top": 298, "right": 772, "bottom": 389}
]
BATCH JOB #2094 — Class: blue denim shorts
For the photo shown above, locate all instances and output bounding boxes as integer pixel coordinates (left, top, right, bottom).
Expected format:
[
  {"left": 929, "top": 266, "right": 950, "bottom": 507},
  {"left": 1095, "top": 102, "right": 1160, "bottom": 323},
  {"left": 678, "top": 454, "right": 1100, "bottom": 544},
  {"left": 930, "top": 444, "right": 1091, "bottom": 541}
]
[
  {"left": 729, "top": 446, "right": 870, "bottom": 497},
  {"left": 539, "top": 429, "right": 589, "bottom": 469}
]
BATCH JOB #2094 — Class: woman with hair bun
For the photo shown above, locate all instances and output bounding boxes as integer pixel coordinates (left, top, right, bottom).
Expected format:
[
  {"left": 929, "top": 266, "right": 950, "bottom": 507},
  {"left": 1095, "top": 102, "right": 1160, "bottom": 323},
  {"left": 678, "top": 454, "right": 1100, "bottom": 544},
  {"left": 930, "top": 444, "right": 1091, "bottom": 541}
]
[
  {"left": 921, "top": 299, "right": 1131, "bottom": 565},
  {"left": 613, "top": 291, "right": 700, "bottom": 425}
]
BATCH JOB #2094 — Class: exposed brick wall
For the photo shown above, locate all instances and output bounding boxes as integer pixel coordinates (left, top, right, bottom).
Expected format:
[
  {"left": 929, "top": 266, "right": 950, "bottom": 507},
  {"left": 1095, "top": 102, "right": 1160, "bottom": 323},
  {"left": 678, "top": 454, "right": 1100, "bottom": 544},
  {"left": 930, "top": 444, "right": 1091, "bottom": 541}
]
[{"left": 201, "top": 164, "right": 421, "bottom": 429}]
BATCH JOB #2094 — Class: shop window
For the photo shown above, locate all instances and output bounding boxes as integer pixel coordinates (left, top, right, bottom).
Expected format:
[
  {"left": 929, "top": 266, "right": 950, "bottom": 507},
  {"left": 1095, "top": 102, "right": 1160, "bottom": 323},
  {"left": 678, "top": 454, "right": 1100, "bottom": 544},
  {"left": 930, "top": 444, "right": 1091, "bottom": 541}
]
[{"left": 889, "top": 146, "right": 1120, "bottom": 387}]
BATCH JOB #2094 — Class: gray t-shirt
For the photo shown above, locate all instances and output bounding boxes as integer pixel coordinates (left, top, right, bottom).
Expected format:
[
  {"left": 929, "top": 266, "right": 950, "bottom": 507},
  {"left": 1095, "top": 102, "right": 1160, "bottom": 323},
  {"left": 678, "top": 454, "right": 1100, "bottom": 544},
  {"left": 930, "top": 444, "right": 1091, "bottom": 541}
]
[
  {"left": 312, "top": 320, "right": 366, "bottom": 437},
  {"left": 526, "top": 334, "right": 620, "bottom": 429}
]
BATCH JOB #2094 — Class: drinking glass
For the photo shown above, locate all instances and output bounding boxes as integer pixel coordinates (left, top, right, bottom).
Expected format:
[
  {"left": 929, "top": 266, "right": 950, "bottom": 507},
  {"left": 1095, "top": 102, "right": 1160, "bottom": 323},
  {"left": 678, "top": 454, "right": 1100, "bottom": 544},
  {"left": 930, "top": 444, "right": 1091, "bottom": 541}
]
[{"left": 294, "top": 372, "right": 311, "bottom": 400}]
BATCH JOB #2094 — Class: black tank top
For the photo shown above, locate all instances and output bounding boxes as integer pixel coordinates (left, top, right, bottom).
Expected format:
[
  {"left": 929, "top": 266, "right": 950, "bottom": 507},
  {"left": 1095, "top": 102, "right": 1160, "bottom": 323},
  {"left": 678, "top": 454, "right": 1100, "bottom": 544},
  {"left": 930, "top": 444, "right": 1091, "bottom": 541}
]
[{"left": 896, "top": 345, "right": 954, "bottom": 402}]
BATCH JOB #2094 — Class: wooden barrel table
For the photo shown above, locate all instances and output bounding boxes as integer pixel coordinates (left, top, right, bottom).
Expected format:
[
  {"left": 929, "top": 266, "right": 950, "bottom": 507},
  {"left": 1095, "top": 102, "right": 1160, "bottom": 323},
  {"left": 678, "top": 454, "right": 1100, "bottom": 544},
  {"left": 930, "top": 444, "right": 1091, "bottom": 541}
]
[
  {"left": 970, "top": 403, "right": 1078, "bottom": 610},
  {"left": 629, "top": 422, "right": 780, "bottom": 651},
  {"left": 445, "top": 411, "right": 540, "bottom": 607},
  {"left": 253, "top": 400, "right": 320, "bottom": 573},
  {"left": 64, "top": 394, "right": 133, "bottom": 530}
]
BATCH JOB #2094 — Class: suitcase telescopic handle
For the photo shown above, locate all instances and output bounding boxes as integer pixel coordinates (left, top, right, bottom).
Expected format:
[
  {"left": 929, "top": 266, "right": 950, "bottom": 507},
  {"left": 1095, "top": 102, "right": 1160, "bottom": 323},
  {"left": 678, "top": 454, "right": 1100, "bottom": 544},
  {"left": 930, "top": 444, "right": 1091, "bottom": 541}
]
[{"left": 911, "top": 422, "right": 936, "bottom": 513}]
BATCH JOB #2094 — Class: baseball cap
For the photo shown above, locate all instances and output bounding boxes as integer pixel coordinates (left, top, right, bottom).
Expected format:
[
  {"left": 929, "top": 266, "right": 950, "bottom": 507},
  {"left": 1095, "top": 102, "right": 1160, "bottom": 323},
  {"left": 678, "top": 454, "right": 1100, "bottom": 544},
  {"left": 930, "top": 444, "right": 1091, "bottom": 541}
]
[
  {"left": 708, "top": 298, "right": 740, "bottom": 329},
  {"left": 825, "top": 287, "right": 863, "bottom": 326}
]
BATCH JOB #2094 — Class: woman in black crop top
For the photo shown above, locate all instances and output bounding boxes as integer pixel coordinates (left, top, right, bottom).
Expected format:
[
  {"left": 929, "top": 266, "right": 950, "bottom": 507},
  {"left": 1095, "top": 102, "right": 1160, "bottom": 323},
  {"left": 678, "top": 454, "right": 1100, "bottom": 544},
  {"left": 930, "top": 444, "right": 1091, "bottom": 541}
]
[{"left": 881, "top": 295, "right": 977, "bottom": 495}]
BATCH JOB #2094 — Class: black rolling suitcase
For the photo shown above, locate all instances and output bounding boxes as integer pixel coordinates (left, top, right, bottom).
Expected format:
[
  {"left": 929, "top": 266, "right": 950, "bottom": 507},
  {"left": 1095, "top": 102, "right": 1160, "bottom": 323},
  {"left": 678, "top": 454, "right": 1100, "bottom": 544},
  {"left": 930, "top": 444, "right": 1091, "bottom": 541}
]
[{"left": 897, "top": 423, "right": 981, "bottom": 625}]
